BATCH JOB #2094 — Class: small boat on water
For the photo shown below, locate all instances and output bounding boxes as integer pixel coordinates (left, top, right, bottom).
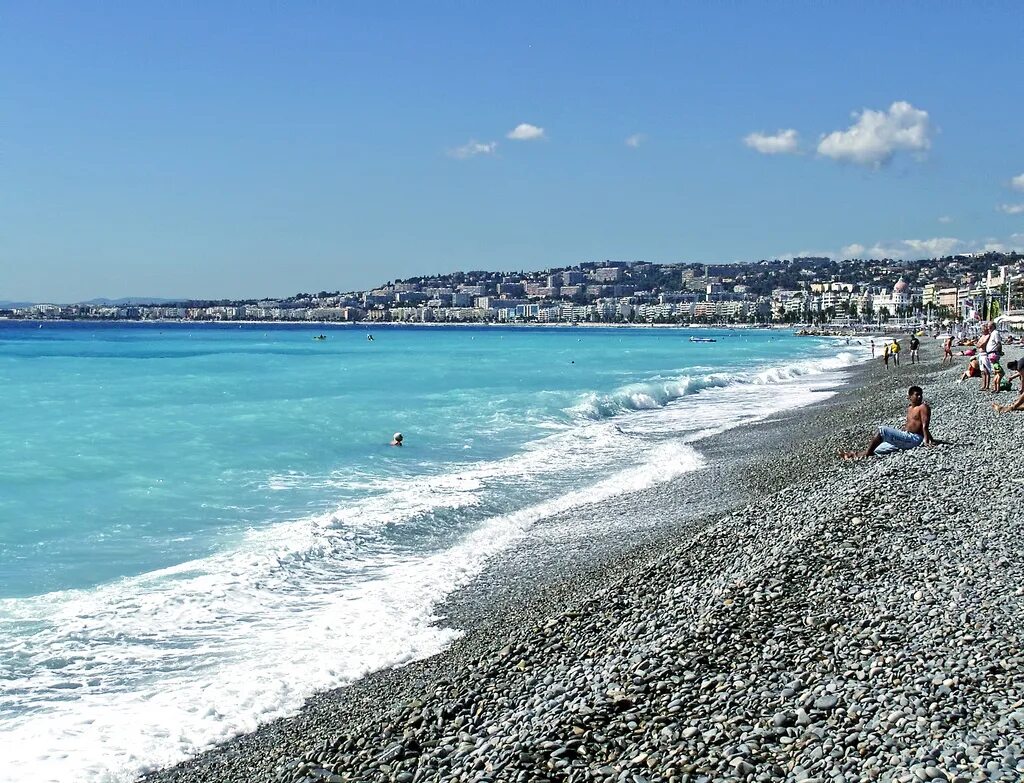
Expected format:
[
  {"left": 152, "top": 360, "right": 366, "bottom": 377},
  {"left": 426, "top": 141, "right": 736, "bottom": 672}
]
[{"left": 689, "top": 336, "right": 717, "bottom": 343}]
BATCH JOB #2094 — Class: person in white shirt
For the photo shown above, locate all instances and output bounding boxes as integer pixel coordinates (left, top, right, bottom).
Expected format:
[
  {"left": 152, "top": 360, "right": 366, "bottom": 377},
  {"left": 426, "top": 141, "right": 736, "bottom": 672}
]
[
  {"left": 977, "top": 324, "right": 993, "bottom": 390},
  {"left": 986, "top": 321, "right": 1002, "bottom": 358}
]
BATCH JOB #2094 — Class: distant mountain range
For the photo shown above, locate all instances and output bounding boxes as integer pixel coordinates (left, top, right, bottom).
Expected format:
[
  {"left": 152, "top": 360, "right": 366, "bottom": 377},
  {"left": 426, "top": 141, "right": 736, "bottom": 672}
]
[
  {"left": 77, "top": 297, "right": 184, "bottom": 306},
  {"left": 1, "top": 297, "right": 184, "bottom": 308}
]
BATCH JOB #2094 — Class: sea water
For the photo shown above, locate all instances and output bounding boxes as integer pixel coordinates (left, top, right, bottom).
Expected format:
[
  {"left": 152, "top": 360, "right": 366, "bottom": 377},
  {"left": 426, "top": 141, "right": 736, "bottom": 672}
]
[{"left": 0, "top": 322, "right": 868, "bottom": 782}]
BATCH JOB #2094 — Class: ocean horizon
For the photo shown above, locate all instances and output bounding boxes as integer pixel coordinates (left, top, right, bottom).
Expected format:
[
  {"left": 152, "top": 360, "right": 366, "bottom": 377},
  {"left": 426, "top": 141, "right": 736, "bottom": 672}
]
[{"left": 0, "top": 321, "right": 868, "bottom": 782}]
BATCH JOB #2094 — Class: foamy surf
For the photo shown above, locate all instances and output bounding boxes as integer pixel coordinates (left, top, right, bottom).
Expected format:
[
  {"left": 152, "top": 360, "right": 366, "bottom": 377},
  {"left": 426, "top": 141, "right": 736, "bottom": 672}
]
[
  {"left": 0, "top": 324, "right": 873, "bottom": 783},
  {"left": 570, "top": 348, "right": 864, "bottom": 419},
  {"left": 0, "top": 439, "right": 703, "bottom": 783}
]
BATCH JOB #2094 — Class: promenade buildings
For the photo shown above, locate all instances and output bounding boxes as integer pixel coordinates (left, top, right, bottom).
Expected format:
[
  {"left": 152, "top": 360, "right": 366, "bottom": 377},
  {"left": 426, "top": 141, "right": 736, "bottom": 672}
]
[{"left": 6, "top": 253, "right": 1024, "bottom": 327}]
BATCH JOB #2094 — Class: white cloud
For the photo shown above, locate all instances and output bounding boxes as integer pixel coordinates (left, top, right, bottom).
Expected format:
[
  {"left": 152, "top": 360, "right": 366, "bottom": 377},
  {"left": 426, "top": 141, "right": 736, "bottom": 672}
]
[
  {"left": 743, "top": 129, "right": 800, "bottom": 155},
  {"left": 841, "top": 237, "right": 963, "bottom": 258},
  {"left": 839, "top": 234, "right": 1024, "bottom": 260},
  {"left": 817, "top": 101, "right": 931, "bottom": 167},
  {"left": 981, "top": 241, "right": 1016, "bottom": 253},
  {"left": 999, "top": 203, "right": 1024, "bottom": 215},
  {"left": 893, "top": 237, "right": 964, "bottom": 256},
  {"left": 979, "top": 236, "right": 1024, "bottom": 253},
  {"left": 506, "top": 123, "right": 545, "bottom": 141},
  {"left": 625, "top": 133, "right": 645, "bottom": 148},
  {"left": 938, "top": 215, "right": 953, "bottom": 224},
  {"left": 1012, "top": 173, "right": 1024, "bottom": 191},
  {"left": 448, "top": 140, "right": 498, "bottom": 159}
]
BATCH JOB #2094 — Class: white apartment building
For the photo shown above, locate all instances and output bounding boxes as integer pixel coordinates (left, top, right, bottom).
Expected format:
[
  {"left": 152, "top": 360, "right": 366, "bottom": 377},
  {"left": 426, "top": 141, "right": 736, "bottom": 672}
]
[{"left": 591, "top": 267, "right": 623, "bottom": 283}]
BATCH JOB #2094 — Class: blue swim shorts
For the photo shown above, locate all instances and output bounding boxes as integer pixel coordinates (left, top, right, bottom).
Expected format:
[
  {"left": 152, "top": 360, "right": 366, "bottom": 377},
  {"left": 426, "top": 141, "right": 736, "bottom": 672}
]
[{"left": 877, "top": 425, "right": 923, "bottom": 452}]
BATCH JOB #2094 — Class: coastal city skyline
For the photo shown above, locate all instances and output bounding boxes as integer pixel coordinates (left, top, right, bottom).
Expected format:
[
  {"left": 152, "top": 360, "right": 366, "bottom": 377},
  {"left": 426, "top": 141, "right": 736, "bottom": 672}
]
[
  {"left": 7, "top": 5, "right": 1024, "bottom": 781},
  {"left": 4, "top": 3, "right": 1024, "bottom": 302},
  {"left": 7, "top": 250, "right": 1022, "bottom": 325}
]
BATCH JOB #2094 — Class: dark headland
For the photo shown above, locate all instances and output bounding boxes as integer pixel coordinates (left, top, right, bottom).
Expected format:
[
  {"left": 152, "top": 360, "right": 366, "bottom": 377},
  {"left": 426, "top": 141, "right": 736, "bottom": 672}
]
[{"left": 144, "top": 355, "right": 1024, "bottom": 783}]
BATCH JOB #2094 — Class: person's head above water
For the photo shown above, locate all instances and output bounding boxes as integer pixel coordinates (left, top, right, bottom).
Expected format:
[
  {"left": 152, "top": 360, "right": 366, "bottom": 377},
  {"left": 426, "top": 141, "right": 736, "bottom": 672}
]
[{"left": 391, "top": 432, "right": 403, "bottom": 446}]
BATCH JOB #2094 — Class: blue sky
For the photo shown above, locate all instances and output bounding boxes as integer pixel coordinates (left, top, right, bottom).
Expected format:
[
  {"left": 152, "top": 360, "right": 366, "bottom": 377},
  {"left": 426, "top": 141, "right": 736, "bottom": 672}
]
[{"left": 3, "top": 2, "right": 1023, "bottom": 301}]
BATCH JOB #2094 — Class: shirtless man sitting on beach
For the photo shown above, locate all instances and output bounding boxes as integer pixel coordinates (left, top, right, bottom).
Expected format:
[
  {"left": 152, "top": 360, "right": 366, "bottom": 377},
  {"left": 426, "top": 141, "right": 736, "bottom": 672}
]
[{"left": 840, "top": 385, "right": 935, "bottom": 460}]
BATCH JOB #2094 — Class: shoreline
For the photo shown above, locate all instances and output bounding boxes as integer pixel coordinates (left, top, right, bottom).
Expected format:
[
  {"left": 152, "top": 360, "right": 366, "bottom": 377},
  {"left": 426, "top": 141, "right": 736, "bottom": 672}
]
[
  {"left": 145, "top": 349, "right": 1024, "bottom": 783},
  {"left": 3, "top": 317, "right": 881, "bottom": 333},
  {"left": 139, "top": 357, "right": 883, "bottom": 783}
]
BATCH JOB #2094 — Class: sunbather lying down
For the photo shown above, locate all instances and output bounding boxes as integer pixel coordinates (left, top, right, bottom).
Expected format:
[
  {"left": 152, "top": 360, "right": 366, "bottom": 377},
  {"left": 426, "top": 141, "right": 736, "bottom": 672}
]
[{"left": 841, "top": 386, "right": 935, "bottom": 460}]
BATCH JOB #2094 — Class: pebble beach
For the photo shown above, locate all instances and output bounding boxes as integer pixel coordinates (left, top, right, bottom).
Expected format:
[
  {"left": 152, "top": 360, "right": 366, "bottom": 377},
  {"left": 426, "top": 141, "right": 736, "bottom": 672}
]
[{"left": 145, "top": 351, "right": 1024, "bottom": 783}]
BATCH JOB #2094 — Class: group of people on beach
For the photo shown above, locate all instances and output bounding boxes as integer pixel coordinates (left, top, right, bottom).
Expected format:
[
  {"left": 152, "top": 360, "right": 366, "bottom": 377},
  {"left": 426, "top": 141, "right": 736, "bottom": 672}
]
[
  {"left": 953, "top": 321, "right": 1024, "bottom": 409},
  {"left": 870, "top": 336, "right": 921, "bottom": 367},
  {"left": 843, "top": 321, "right": 1023, "bottom": 459}
]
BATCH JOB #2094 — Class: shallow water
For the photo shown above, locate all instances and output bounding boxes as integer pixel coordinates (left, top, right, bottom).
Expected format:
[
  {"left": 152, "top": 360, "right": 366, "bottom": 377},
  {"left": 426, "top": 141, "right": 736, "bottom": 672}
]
[{"left": 0, "top": 321, "right": 868, "bottom": 782}]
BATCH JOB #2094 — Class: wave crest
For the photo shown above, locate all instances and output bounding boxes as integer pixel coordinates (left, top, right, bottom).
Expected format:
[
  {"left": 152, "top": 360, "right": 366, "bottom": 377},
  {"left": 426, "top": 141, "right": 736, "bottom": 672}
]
[{"left": 570, "top": 349, "right": 863, "bottom": 420}]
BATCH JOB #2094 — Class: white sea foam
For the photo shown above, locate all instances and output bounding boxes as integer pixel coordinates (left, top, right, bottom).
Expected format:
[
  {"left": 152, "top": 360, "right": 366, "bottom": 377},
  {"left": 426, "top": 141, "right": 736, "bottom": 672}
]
[
  {"left": 570, "top": 348, "right": 865, "bottom": 419},
  {"left": 0, "top": 436, "right": 700, "bottom": 783},
  {"left": 0, "top": 341, "right": 870, "bottom": 783}
]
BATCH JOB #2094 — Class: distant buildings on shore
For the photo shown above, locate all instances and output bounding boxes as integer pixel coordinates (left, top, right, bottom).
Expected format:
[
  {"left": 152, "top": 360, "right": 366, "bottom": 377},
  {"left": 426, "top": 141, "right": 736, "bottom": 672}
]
[{"left": 6, "top": 252, "right": 1024, "bottom": 326}]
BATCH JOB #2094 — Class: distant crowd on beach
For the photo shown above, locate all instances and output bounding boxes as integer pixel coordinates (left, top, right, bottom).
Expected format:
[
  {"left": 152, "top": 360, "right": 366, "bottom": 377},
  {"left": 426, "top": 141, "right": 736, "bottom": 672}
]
[{"left": 870, "top": 335, "right": 924, "bottom": 367}]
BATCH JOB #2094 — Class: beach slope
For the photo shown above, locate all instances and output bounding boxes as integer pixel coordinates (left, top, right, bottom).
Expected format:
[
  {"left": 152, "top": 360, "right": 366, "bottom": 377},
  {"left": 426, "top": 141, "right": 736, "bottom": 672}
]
[{"left": 149, "top": 360, "right": 1024, "bottom": 783}]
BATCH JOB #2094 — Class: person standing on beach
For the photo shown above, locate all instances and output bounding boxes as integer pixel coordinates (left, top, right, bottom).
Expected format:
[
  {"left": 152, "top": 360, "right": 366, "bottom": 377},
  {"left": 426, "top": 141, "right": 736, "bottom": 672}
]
[
  {"left": 942, "top": 334, "right": 954, "bottom": 365},
  {"left": 990, "top": 355, "right": 1010, "bottom": 393},
  {"left": 840, "top": 385, "right": 935, "bottom": 459},
  {"left": 871, "top": 339, "right": 876, "bottom": 357},
  {"left": 883, "top": 342, "right": 891, "bottom": 368},
  {"left": 891, "top": 339, "right": 901, "bottom": 366},
  {"left": 986, "top": 321, "right": 1002, "bottom": 359},
  {"left": 976, "top": 324, "right": 993, "bottom": 390},
  {"left": 909, "top": 335, "right": 920, "bottom": 364}
]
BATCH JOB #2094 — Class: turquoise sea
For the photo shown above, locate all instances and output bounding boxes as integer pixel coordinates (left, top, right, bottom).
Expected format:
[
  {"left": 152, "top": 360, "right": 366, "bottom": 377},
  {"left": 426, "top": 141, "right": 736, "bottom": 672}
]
[{"left": 0, "top": 322, "right": 868, "bottom": 782}]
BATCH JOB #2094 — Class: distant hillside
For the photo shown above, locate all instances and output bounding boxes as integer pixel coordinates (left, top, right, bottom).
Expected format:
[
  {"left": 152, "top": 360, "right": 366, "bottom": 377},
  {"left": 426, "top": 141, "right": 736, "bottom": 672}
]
[
  {"left": 77, "top": 297, "right": 185, "bottom": 306},
  {"left": 2, "top": 297, "right": 188, "bottom": 308}
]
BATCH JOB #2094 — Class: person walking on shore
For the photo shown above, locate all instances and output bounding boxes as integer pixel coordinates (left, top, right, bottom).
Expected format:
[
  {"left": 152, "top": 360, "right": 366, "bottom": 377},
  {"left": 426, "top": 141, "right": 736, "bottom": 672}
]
[
  {"left": 909, "top": 335, "right": 920, "bottom": 364},
  {"left": 871, "top": 339, "right": 876, "bottom": 357},
  {"left": 840, "top": 385, "right": 935, "bottom": 459},
  {"left": 942, "top": 334, "right": 954, "bottom": 365}
]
